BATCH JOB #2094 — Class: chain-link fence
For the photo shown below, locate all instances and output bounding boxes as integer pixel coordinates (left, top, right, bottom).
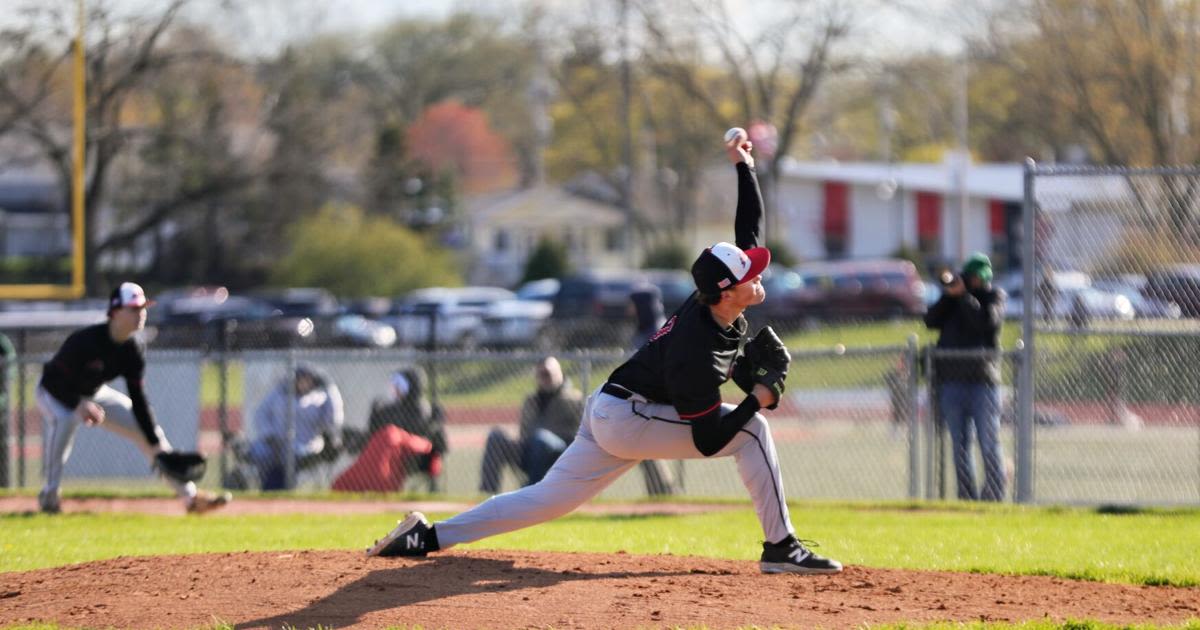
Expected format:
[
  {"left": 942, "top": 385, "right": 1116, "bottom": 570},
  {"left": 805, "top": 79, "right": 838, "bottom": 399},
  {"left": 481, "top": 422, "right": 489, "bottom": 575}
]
[
  {"left": 1, "top": 336, "right": 969, "bottom": 502},
  {"left": 2, "top": 162, "right": 1199, "bottom": 507},
  {"left": 1025, "top": 163, "right": 1200, "bottom": 505}
]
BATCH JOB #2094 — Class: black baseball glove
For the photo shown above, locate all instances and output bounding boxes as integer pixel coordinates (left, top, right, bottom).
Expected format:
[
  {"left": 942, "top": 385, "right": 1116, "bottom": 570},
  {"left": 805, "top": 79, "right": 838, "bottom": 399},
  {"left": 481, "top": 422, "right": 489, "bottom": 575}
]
[
  {"left": 742, "top": 326, "right": 790, "bottom": 409},
  {"left": 155, "top": 451, "right": 208, "bottom": 484}
]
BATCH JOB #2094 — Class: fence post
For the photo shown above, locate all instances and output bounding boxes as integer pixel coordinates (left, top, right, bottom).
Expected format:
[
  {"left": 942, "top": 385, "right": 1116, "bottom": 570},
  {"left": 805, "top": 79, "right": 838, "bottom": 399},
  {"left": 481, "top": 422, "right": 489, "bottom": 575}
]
[
  {"left": 906, "top": 334, "right": 920, "bottom": 499},
  {"left": 1016, "top": 158, "right": 1037, "bottom": 504},
  {"left": 16, "top": 329, "right": 26, "bottom": 488},
  {"left": 216, "top": 321, "right": 230, "bottom": 483},
  {"left": 284, "top": 350, "right": 297, "bottom": 490},
  {"left": 0, "top": 332, "right": 12, "bottom": 488},
  {"left": 923, "top": 343, "right": 938, "bottom": 500}
]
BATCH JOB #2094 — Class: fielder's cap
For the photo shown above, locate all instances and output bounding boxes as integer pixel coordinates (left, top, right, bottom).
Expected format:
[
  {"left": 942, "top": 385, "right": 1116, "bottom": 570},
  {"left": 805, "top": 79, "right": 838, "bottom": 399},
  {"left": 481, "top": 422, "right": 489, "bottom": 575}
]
[
  {"left": 690, "top": 242, "right": 771, "bottom": 295},
  {"left": 961, "top": 252, "right": 994, "bottom": 283},
  {"left": 109, "top": 282, "right": 154, "bottom": 310}
]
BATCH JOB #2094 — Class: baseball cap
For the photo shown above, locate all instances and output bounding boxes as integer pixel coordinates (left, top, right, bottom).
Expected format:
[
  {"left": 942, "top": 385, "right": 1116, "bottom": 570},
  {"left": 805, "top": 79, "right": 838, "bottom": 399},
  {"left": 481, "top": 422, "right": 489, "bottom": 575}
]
[
  {"left": 961, "top": 252, "right": 994, "bottom": 283},
  {"left": 108, "top": 282, "right": 154, "bottom": 310},
  {"left": 690, "top": 241, "right": 771, "bottom": 294}
]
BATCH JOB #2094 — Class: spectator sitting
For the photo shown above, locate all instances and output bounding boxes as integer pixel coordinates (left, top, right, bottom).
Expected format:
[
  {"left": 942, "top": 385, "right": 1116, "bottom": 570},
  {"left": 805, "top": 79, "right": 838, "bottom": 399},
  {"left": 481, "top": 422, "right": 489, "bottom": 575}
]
[
  {"left": 334, "top": 366, "right": 447, "bottom": 493},
  {"left": 480, "top": 356, "right": 582, "bottom": 494},
  {"left": 245, "top": 364, "right": 344, "bottom": 491}
]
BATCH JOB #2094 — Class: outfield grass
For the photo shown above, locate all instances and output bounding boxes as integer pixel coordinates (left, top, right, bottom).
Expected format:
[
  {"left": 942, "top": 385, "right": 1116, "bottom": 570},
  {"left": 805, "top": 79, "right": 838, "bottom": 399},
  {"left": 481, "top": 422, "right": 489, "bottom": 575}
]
[{"left": 2, "top": 501, "right": 1197, "bottom": 588}]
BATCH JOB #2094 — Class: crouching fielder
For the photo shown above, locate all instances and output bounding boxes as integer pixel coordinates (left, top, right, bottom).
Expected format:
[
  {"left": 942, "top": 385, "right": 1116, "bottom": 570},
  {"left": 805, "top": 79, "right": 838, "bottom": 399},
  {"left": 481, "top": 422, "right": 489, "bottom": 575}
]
[
  {"left": 367, "top": 133, "right": 841, "bottom": 575},
  {"left": 35, "top": 282, "right": 231, "bottom": 514}
]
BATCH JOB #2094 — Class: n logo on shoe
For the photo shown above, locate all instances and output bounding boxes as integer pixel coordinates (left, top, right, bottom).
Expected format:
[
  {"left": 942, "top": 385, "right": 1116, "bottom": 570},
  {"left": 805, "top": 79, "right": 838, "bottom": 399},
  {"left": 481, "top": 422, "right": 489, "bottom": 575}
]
[
  {"left": 788, "top": 547, "right": 811, "bottom": 563},
  {"left": 407, "top": 533, "right": 421, "bottom": 549}
]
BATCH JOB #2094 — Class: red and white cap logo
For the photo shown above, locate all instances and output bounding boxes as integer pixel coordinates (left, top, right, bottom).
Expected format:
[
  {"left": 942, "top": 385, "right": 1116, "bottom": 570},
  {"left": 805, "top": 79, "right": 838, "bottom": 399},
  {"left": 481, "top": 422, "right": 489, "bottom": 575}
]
[
  {"left": 691, "top": 241, "right": 771, "bottom": 294},
  {"left": 710, "top": 242, "right": 753, "bottom": 286},
  {"left": 110, "top": 282, "right": 153, "bottom": 309}
]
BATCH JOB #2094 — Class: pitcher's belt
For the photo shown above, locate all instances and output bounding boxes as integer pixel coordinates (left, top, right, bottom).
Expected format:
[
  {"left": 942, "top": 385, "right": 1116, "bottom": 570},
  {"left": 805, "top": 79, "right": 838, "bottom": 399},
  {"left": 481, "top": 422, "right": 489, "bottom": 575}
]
[{"left": 600, "top": 382, "right": 652, "bottom": 403}]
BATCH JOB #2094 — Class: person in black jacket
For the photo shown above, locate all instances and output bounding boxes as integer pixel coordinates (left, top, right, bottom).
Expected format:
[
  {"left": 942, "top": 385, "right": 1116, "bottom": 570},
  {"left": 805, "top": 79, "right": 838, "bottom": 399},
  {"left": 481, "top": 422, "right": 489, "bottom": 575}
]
[
  {"left": 924, "top": 253, "right": 1007, "bottom": 501},
  {"left": 366, "top": 130, "right": 842, "bottom": 576},
  {"left": 35, "top": 282, "right": 231, "bottom": 514}
]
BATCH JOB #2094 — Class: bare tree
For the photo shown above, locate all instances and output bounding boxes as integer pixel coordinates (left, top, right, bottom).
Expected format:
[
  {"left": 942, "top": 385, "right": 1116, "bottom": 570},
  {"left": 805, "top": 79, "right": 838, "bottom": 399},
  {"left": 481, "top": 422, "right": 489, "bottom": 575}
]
[
  {"left": 0, "top": 0, "right": 236, "bottom": 291},
  {"left": 636, "top": 0, "right": 855, "bottom": 233}
]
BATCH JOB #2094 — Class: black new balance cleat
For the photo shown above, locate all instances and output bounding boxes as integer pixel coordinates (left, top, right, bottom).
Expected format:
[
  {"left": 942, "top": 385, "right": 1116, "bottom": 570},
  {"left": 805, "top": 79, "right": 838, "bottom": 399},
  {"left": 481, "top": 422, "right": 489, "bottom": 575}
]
[
  {"left": 366, "top": 511, "right": 440, "bottom": 557},
  {"left": 760, "top": 536, "right": 843, "bottom": 575}
]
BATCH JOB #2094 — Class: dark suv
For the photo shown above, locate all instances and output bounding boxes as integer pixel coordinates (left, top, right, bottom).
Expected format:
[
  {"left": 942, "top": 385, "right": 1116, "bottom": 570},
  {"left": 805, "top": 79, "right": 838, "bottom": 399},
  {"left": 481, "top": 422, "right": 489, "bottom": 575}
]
[
  {"left": 1144, "top": 264, "right": 1200, "bottom": 318},
  {"left": 549, "top": 270, "right": 639, "bottom": 347}
]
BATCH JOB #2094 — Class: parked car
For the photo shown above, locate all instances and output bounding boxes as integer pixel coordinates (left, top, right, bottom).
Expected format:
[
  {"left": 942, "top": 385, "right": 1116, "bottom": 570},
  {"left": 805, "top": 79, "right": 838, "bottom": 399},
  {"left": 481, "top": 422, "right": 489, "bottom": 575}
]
[
  {"left": 1092, "top": 276, "right": 1182, "bottom": 320},
  {"left": 331, "top": 313, "right": 397, "bottom": 348},
  {"left": 252, "top": 287, "right": 340, "bottom": 344},
  {"left": 1004, "top": 283, "right": 1136, "bottom": 323},
  {"left": 147, "top": 287, "right": 313, "bottom": 349},
  {"left": 748, "top": 264, "right": 819, "bottom": 329},
  {"left": 1143, "top": 264, "right": 1200, "bottom": 318},
  {"left": 640, "top": 268, "right": 695, "bottom": 315},
  {"left": 549, "top": 270, "right": 640, "bottom": 347},
  {"left": 476, "top": 278, "right": 558, "bottom": 349},
  {"left": 389, "top": 286, "right": 515, "bottom": 348},
  {"left": 514, "top": 278, "right": 560, "bottom": 302},
  {"left": 796, "top": 259, "right": 926, "bottom": 320},
  {"left": 547, "top": 269, "right": 698, "bottom": 347}
]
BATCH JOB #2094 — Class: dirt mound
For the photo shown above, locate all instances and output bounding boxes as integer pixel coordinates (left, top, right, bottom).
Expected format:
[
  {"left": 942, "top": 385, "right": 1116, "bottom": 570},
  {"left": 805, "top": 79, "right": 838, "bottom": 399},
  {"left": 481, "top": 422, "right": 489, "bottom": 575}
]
[{"left": 2, "top": 549, "right": 1198, "bottom": 629}]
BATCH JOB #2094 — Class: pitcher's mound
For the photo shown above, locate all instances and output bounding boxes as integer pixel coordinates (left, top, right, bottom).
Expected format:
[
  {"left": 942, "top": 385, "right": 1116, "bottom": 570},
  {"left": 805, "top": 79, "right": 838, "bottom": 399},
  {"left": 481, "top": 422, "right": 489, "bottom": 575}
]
[{"left": 2, "top": 549, "right": 1198, "bottom": 629}]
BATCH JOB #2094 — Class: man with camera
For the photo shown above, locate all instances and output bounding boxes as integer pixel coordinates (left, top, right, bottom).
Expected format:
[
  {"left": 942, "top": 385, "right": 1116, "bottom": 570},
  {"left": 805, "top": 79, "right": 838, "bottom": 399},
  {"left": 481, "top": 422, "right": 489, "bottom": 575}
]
[{"left": 924, "top": 253, "right": 1007, "bottom": 501}]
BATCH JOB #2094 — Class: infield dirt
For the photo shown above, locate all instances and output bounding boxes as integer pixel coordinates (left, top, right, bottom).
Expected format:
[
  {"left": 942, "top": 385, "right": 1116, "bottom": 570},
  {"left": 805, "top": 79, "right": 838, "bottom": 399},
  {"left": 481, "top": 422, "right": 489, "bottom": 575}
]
[{"left": 2, "top": 497, "right": 1199, "bottom": 629}]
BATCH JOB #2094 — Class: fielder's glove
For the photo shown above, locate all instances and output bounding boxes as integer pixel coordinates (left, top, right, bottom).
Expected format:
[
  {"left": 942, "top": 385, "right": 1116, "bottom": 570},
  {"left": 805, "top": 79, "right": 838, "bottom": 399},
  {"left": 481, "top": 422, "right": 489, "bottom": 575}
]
[
  {"left": 154, "top": 451, "right": 208, "bottom": 484},
  {"left": 743, "top": 326, "right": 790, "bottom": 409}
]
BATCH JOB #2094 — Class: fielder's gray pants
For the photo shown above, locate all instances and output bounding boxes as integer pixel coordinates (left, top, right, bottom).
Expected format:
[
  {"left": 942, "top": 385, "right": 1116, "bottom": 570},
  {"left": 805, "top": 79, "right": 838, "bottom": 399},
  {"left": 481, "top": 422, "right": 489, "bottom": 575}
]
[
  {"left": 437, "top": 385, "right": 795, "bottom": 547},
  {"left": 36, "top": 385, "right": 197, "bottom": 503}
]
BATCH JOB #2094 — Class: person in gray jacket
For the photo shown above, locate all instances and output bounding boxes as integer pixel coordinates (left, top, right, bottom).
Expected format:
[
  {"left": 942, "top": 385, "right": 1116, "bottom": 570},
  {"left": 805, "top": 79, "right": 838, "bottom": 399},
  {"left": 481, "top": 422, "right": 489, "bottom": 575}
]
[{"left": 246, "top": 364, "right": 344, "bottom": 490}]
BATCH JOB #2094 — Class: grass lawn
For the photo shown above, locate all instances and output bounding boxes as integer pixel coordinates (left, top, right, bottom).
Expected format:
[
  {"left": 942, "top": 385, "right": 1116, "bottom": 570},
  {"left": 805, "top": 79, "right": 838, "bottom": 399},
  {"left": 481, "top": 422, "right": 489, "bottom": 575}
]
[{"left": 2, "top": 501, "right": 1197, "bottom": 588}]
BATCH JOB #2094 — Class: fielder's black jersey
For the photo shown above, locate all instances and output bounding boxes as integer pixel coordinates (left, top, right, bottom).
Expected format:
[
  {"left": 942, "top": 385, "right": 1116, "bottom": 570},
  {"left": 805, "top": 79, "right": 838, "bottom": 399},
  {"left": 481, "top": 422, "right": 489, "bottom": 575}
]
[
  {"left": 606, "top": 161, "right": 765, "bottom": 455},
  {"left": 40, "top": 323, "right": 160, "bottom": 446}
]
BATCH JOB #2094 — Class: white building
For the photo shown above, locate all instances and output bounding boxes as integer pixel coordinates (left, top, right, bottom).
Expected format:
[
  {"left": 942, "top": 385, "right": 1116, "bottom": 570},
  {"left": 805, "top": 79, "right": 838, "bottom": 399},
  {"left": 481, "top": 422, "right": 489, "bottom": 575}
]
[
  {"left": 776, "top": 160, "right": 1026, "bottom": 271},
  {"left": 466, "top": 185, "right": 631, "bottom": 287}
]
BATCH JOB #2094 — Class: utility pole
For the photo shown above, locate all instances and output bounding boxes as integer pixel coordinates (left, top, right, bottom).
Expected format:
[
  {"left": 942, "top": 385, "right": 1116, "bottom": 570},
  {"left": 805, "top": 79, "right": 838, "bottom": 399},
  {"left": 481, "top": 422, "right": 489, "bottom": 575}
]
[
  {"left": 954, "top": 50, "right": 969, "bottom": 261},
  {"left": 619, "top": 0, "right": 636, "bottom": 259}
]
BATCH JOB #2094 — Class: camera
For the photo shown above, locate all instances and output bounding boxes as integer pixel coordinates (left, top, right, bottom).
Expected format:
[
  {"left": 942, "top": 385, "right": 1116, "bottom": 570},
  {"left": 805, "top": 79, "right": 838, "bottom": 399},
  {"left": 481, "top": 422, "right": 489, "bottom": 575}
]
[{"left": 939, "top": 270, "right": 959, "bottom": 287}]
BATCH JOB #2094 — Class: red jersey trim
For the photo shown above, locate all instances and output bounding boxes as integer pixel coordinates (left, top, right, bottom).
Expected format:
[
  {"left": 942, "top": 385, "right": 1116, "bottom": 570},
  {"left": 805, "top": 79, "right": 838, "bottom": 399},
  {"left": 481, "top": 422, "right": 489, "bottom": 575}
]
[{"left": 678, "top": 401, "right": 721, "bottom": 419}]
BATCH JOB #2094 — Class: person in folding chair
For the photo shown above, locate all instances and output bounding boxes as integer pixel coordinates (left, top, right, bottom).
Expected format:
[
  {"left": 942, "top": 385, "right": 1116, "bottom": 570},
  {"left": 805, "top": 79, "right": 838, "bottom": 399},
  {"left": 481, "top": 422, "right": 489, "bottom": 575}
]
[
  {"left": 366, "top": 130, "right": 842, "bottom": 575},
  {"left": 244, "top": 363, "right": 344, "bottom": 491},
  {"left": 333, "top": 366, "right": 446, "bottom": 493}
]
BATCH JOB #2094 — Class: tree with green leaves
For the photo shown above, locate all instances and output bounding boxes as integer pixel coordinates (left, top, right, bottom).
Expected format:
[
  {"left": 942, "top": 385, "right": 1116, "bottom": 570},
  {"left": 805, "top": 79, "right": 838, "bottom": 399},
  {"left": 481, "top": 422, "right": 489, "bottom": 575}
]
[
  {"left": 272, "top": 204, "right": 462, "bottom": 298},
  {"left": 521, "top": 237, "right": 571, "bottom": 284}
]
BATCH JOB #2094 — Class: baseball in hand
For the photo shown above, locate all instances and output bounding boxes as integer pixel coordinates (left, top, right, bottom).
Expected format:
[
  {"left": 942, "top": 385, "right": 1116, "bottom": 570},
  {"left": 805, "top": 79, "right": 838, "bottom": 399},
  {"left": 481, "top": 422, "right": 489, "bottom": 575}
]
[{"left": 724, "top": 126, "right": 747, "bottom": 145}]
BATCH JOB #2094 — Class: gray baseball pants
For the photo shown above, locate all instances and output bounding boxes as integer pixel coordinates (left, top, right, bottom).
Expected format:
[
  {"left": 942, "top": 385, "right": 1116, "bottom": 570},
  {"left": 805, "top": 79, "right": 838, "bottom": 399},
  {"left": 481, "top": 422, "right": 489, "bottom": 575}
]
[
  {"left": 36, "top": 385, "right": 197, "bottom": 502},
  {"left": 436, "top": 385, "right": 795, "bottom": 547}
]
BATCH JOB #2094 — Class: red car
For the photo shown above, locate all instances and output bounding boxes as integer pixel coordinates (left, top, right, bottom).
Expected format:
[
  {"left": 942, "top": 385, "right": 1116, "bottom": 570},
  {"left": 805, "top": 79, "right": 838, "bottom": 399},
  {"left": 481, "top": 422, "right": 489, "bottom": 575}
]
[{"left": 796, "top": 259, "right": 927, "bottom": 320}]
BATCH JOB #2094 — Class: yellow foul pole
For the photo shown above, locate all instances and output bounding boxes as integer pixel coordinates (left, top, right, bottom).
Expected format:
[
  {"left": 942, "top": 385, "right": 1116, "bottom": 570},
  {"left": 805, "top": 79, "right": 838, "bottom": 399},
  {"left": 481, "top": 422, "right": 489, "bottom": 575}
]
[{"left": 71, "top": 0, "right": 86, "bottom": 298}]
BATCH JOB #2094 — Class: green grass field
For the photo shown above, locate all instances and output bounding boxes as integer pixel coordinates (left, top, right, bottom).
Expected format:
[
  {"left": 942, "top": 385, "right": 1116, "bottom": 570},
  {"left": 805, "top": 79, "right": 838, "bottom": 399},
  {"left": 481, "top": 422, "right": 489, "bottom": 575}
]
[{"left": 2, "top": 500, "right": 1198, "bottom": 587}]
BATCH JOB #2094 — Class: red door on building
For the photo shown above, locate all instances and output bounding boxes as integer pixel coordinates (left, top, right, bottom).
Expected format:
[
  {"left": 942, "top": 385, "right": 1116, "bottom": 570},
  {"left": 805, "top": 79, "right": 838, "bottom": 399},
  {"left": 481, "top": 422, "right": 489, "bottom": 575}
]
[
  {"left": 823, "top": 181, "right": 849, "bottom": 258},
  {"left": 916, "top": 191, "right": 942, "bottom": 258}
]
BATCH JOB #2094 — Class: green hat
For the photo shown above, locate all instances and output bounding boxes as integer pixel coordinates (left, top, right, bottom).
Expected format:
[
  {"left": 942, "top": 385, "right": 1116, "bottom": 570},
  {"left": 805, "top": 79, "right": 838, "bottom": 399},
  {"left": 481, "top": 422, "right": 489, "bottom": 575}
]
[{"left": 961, "top": 252, "right": 993, "bottom": 283}]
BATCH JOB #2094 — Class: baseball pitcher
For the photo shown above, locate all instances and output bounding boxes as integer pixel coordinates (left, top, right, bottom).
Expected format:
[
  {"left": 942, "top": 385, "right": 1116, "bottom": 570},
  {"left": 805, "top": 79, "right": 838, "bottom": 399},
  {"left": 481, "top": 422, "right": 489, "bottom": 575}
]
[
  {"left": 35, "top": 282, "right": 231, "bottom": 514},
  {"left": 367, "top": 132, "right": 841, "bottom": 575}
]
